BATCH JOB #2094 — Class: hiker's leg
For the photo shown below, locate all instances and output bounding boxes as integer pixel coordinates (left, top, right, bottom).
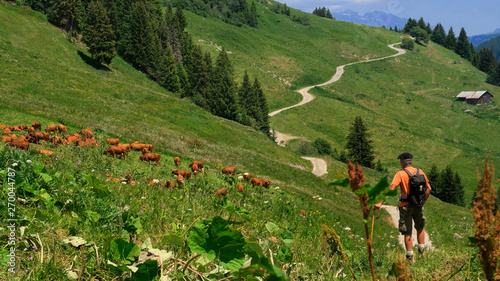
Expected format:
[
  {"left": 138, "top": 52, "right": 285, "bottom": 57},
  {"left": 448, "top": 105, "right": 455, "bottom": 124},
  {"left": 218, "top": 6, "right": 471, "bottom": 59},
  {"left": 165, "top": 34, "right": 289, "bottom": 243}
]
[
  {"left": 417, "top": 229, "right": 425, "bottom": 245},
  {"left": 404, "top": 235, "right": 413, "bottom": 251},
  {"left": 414, "top": 206, "right": 426, "bottom": 255}
]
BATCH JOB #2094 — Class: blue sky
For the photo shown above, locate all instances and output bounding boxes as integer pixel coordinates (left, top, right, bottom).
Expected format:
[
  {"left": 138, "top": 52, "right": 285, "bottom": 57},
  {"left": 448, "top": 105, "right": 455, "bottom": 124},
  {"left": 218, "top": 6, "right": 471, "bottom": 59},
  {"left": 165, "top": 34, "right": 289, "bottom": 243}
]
[{"left": 275, "top": 0, "right": 500, "bottom": 36}]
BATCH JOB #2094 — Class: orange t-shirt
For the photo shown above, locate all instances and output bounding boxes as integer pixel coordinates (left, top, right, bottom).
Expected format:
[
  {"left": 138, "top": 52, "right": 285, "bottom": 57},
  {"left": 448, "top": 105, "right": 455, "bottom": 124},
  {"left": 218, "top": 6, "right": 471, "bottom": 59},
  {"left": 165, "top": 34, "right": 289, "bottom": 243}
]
[{"left": 391, "top": 166, "right": 429, "bottom": 207}]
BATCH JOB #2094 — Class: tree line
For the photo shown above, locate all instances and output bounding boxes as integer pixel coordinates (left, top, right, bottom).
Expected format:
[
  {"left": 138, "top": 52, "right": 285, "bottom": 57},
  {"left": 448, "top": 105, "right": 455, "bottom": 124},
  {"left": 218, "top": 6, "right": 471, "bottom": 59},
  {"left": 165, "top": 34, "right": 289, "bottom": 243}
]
[
  {"left": 393, "top": 17, "right": 500, "bottom": 86},
  {"left": 312, "top": 7, "right": 333, "bottom": 19},
  {"left": 13, "top": 0, "right": 271, "bottom": 139}
]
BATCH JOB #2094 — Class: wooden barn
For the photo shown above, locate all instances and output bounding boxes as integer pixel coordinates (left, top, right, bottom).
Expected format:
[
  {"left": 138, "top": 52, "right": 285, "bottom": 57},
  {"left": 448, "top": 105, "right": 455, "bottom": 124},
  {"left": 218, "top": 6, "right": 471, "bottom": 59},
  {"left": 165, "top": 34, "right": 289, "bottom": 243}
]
[{"left": 456, "top": 91, "right": 494, "bottom": 105}]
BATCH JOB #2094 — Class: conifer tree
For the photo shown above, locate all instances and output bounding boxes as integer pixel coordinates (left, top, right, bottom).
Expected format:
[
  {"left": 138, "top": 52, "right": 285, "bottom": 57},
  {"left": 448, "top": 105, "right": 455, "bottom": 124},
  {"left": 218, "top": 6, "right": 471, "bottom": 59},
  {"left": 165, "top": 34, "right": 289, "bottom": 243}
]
[
  {"left": 253, "top": 77, "right": 271, "bottom": 138},
  {"left": 439, "top": 166, "right": 457, "bottom": 204},
  {"left": 431, "top": 23, "right": 446, "bottom": 45},
  {"left": 326, "top": 9, "right": 333, "bottom": 19},
  {"left": 417, "top": 17, "right": 426, "bottom": 30},
  {"left": 444, "top": 26, "right": 457, "bottom": 50},
  {"left": 186, "top": 45, "right": 211, "bottom": 99},
  {"left": 202, "top": 51, "right": 214, "bottom": 106},
  {"left": 47, "top": 0, "right": 78, "bottom": 33},
  {"left": 403, "top": 17, "right": 417, "bottom": 33},
  {"left": 248, "top": 1, "right": 258, "bottom": 27},
  {"left": 455, "top": 27, "right": 471, "bottom": 61},
  {"left": 82, "top": 0, "right": 116, "bottom": 66},
  {"left": 428, "top": 164, "right": 441, "bottom": 199},
  {"left": 345, "top": 116, "right": 375, "bottom": 168},
  {"left": 238, "top": 71, "right": 255, "bottom": 126},
  {"left": 148, "top": 39, "right": 180, "bottom": 93},
  {"left": 478, "top": 48, "right": 497, "bottom": 75},
  {"left": 177, "top": 63, "right": 190, "bottom": 96},
  {"left": 211, "top": 49, "right": 239, "bottom": 121},
  {"left": 454, "top": 172, "right": 465, "bottom": 207}
]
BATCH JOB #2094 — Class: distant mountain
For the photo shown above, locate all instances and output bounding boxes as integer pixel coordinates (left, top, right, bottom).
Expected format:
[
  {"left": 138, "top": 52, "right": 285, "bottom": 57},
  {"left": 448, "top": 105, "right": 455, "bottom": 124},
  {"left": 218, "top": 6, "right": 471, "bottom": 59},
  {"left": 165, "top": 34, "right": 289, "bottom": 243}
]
[
  {"left": 469, "top": 28, "right": 500, "bottom": 46},
  {"left": 331, "top": 10, "right": 407, "bottom": 29},
  {"left": 477, "top": 34, "right": 500, "bottom": 61}
]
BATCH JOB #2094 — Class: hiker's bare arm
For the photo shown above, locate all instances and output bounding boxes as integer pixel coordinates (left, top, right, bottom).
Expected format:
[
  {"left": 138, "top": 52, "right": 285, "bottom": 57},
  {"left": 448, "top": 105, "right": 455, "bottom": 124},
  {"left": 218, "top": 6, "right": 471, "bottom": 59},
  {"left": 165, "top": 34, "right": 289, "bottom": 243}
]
[{"left": 425, "top": 183, "right": 432, "bottom": 201}]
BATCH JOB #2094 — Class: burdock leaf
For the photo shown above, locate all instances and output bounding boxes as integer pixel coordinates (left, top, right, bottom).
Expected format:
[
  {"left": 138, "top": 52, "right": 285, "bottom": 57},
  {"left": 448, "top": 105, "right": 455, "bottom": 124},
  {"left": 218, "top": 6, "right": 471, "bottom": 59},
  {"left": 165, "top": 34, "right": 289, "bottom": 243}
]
[{"left": 329, "top": 178, "right": 350, "bottom": 187}]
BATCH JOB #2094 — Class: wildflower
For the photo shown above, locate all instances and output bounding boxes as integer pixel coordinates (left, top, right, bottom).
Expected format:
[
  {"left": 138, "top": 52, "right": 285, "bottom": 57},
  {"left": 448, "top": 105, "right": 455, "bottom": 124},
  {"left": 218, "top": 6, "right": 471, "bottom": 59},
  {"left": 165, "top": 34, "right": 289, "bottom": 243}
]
[
  {"left": 29, "top": 256, "right": 33, "bottom": 260},
  {"left": 37, "top": 205, "right": 40, "bottom": 208},
  {"left": 91, "top": 169, "right": 95, "bottom": 172},
  {"left": 344, "top": 226, "right": 351, "bottom": 231},
  {"left": 141, "top": 197, "right": 146, "bottom": 200},
  {"left": 318, "top": 197, "right": 322, "bottom": 200},
  {"left": 275, "top": 186, "right": 280, "bottom": 190},
  {"left": 26, "top": 160, "right": 32, "bottom": 163},
  {"left": 32, "top": 245, "right": 36, "bottom": 249},
  {"left": 12, "top": 163, "right": 18, "bottom": 167},
  {"left": 139, "top": 210, "right": 143, "bottom": 214},
  {"left": 25, "top": 269, "right": 29, "bottom": 272},
  {"left": 264, "top": 201, "right": 269, "bottom": 204},
  {"left": 77, "top": 161, "right": 80, "bottom": 165},
  {"left": 386, "top": 242, "right": 391, "bottom": 248}
]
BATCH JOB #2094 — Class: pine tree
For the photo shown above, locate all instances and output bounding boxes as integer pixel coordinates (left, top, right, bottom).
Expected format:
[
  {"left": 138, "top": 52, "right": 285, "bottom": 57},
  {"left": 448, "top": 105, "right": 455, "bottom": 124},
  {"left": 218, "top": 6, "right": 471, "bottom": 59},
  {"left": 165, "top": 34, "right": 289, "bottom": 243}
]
[
  {"left": 326, "top": 9, "right": 333, "bottom": 19},
  {"left": 403, "top": 17, "right": 417, "bottom": 33},
  {"left": 455, "top": 27, "right": 471, "bottom": 61},
  {"left": 428, "top": 164, "right": 441, "bottom": 199},
  {"left": 253, "top": 77, "right": 271, "bottom": 138},
  {"left": 211, "top": 49, "right": 239, "bottom": 121},
  {"left": 248, "top": 1, "right": 258, "bottom": 27},
  {"left": 478, "top": 48, "right": 497, "bottom": 75},
  {"left": 431, "top": 23, "right": 446, "bottom": 45},
  {"left": 82, "top": 0, "right": 116, "bottom": 66},
  {"left": 444, "top": 27, "right": 457, "bottom": 50},
  {"left": 454, "top": 172, "right": 465, "bottom": 207},
  {"left": 238, "top": 71, "right": 255, "bottom": 126},
  {"left": 417, "top": 17, "right": 426, "bottom": 30},
  {"left": 186, "top": 45, "right": 210, "bottom": 99},
  {"left": 47, "top": 0, "right": 78, "bottom": 33},
  {"left": 440, "top": 166, "right": 456, "bottom": 204},
  {"left": 345, "top": 116, "right": 375, "bottom": 168},
  {"left": 177, "top": 63, "right": 190, "bottom": 96}
]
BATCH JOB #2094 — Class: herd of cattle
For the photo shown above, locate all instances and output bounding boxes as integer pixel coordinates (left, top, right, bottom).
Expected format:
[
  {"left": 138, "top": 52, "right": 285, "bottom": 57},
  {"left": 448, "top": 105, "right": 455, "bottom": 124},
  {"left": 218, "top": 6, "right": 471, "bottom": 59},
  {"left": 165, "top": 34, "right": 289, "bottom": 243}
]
[{"left": 1, "top": 121, "right": 271, "bottom": 195}]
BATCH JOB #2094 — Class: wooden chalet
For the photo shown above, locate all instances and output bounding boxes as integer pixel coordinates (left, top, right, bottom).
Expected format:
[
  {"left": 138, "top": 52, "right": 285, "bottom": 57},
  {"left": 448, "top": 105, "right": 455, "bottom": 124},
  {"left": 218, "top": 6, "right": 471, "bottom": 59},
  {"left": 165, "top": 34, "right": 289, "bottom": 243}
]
[{"left": 456, "top": 91, "right": 494, "bottom": 105}]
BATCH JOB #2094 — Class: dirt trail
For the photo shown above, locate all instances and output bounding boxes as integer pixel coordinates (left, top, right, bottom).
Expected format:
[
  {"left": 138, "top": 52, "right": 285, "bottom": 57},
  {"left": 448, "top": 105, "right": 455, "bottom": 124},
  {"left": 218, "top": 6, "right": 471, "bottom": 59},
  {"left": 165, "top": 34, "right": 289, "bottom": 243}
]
[
  {"left": 269, "top": 43, "right": 406, "bottom": 176},
  {"left": 380, "top": 205, "right": 435, "bottom": 251}
]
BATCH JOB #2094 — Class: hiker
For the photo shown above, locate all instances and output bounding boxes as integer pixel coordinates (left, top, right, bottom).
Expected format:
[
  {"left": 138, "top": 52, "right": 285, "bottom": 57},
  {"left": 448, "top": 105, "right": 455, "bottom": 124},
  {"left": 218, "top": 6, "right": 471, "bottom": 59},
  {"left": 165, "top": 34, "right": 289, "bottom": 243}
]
[{"left": 374, "top": 152, "right": 432, "bottom": 262}]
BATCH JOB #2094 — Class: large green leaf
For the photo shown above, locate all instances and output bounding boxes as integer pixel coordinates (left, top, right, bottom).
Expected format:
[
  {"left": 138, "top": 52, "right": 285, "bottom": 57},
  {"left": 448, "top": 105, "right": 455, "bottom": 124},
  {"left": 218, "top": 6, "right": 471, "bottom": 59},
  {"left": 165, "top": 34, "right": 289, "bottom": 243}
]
[
  {"left": 265, "top": 222, "right": 279, "bottom": 234},
  {"left": 162, "top": 232, "right": 184, "bottom": 247},
  {"left": 129, "top": 259, "right": 158, "bottom": 281},
  {"left": 124, "top": 216, "right": 143, "bottom": 235},
  {"left": 110, "top": 239, "right": 140, "bottom": 265},
  {"left": 188, "top": 216, "right": 246, "bottom": 271},
  {"left": 328, "top": 178, "right": 349, "bottom": 187}
]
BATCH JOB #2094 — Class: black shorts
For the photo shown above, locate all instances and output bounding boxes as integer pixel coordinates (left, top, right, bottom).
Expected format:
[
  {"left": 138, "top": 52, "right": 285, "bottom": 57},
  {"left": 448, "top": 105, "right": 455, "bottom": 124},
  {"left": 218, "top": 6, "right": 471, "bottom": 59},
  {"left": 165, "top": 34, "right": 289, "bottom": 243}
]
[{"left": 398, "top": 205, "right": 425, "bottom": 236}]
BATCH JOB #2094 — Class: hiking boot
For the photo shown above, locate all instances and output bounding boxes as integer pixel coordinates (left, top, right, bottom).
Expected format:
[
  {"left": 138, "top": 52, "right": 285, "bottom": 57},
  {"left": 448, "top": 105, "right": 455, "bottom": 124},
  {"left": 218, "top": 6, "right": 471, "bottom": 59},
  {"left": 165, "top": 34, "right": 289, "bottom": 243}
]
[
  {"left": 406, "top": 254, "right": 414, "bottom": 263},
  {"left": 418, "top": 245, "right": 425, "bottom": 256}
]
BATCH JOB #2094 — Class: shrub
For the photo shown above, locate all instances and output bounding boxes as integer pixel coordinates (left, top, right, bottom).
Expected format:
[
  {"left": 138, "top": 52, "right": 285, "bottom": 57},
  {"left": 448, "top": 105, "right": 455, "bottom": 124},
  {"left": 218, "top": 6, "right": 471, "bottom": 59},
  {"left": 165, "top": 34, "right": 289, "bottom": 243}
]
[
  {"left": 401, "top": 38, "right": 414, "bottom": 51},
  {"left": 298, "top": 141, "right": 317, "bottom": 155},
  {"left": 313, "top": 138, "right": 332, "bottom": 155}
]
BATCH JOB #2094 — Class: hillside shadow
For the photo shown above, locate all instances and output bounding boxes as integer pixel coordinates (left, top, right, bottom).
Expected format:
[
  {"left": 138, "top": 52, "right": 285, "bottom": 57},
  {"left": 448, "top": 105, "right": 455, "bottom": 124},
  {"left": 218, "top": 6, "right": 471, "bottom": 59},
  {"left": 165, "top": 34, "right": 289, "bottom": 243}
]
[{"left": 77, "top": 50, "right": 111, "bottom": 72}]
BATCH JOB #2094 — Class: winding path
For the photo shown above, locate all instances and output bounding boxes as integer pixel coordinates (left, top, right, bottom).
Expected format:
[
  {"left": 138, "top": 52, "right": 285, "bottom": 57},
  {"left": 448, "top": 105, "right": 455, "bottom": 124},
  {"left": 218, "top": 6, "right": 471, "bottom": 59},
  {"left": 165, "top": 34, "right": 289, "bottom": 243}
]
[{"left": 269, "top": 43, "right": 406, "bottom": 177}]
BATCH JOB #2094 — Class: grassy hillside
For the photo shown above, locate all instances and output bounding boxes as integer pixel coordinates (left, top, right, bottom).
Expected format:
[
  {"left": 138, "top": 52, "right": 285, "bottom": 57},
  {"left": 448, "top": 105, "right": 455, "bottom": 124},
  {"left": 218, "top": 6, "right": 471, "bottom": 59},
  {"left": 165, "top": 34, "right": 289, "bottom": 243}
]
[
  {"left": 186, "top": 1, "right": 500, "bottom": 203},
  {"left": 0, "top": 2, "right": 493, "bottom": 280}
]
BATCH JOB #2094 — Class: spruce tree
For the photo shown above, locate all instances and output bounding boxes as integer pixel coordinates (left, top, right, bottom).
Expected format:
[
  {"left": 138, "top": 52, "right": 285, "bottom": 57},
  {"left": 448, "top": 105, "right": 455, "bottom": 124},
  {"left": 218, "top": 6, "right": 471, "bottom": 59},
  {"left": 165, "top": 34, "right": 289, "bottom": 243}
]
[
  {"left": 440, "top": 166, "right": 456, "bottom": 204},
  {"left": 403, "top": 18, "right": 417, "bottom": 33},
  {"left": 326, "top": 9, "right": 333, "bottom": 19},
  {"left": 238, "top": 71, "right": 255, "bottom": 126},
  {"left": 253, "top": 77, "right": 271, "bottom": 138},
  {"left": 444, "top": 27, "right": 457, "bottom": 50},
  {"left": 428, "top": 164, "right": 441, "bottom": 199},
  {"left": 345, "top": 116, "right": 375, "bottom": 168},
  {"left": 478, "top": 48, "right": 497, "bottom": 75},
  {"left": 202, "top": 51, "right": 214, "bottom": 107},
  {"left": 455, "top": 27, "right": 471, "bottom": 61},
  {"left": 82, "top": 0, "right": 116, "bottom": 66},
  {"left": 417, "top": 17, "right": 426, "bottom": 30},
  {"left": 211, "top": 49, "right": 239, "bottom": 121},
  {"left": 454, "top": 172, "right": 465, "bottom": 207},
  {"left": 431, "top": 23, "right": 446, "bottom": 45}
]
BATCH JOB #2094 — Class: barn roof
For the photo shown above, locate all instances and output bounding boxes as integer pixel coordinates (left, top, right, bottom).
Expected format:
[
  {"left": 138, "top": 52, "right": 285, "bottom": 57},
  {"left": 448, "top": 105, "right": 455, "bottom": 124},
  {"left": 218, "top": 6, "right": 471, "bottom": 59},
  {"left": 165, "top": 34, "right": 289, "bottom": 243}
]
[{"left": 456, "top": 91, "right": 492, "bottom": 99}]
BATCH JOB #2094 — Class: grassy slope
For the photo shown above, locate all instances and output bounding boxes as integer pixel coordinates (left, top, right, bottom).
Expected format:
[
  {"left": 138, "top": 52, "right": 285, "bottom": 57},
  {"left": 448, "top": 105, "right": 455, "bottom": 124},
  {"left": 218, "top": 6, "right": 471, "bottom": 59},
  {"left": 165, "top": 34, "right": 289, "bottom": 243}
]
[
  {"left": 186, "top": 2, "right": 500, "bottom": 203},
  {"left": 0, "top": 2, "right": 487, "bottom": 279}
]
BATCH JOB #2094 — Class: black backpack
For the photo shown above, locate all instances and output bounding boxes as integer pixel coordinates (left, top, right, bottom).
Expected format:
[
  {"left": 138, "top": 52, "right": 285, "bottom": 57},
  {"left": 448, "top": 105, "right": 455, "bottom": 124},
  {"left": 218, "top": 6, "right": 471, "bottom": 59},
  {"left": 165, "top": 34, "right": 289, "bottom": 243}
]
[{"left": 402, "top": 168, "right": 427, "bottom": 206}]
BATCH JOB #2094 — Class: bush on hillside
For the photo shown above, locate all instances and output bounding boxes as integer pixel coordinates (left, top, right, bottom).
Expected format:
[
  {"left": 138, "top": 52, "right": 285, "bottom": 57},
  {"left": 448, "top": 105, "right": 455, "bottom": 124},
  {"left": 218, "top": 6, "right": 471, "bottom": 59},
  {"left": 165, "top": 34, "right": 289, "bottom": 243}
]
[
  {"left": 401, "top": 38, "right": 414, "bottom": 50},
  {"left": 298, "top": 141, "right": 317, "bottom": 155},
  {"left": 313, "top": 138, "right": 332, "bottom": 155}
]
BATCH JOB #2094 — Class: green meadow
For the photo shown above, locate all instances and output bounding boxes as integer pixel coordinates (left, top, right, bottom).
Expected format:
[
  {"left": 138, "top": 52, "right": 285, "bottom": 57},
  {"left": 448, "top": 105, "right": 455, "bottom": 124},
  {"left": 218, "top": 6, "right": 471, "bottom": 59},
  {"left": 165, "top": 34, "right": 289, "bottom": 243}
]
[{"left": 0, "top": 1, "right": 497, "bottom": 280}]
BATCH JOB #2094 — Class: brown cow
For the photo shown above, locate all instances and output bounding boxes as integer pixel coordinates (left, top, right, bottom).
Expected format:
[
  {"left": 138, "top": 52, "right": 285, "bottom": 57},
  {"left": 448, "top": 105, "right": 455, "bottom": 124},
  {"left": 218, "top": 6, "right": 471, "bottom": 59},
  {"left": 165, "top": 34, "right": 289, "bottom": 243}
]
[
  {"left": 171, "top": 170, "right": 191, "bottom": 180},
  {"left": 106, "top": 174, "right": 122, "bottom": 183},
  {"left": 176, "top": 174, "right": 184, "bottom": 188},
  {"left": 7, "top": 139, "right": 29, "bottom": 151},
  {"left": 106, "top": 138, "right": 120, "bottom": 145},
  {"left": 2, "top": 128, "right": 12, "bottom": 135},
  {"left": 10, "top": 125, "right": 22, "bottom": 132},
  {"left": 35, "top": 149, "right": 54, "bottom": 157},
  {"left": 215, "top": 187, "right": 228, "bottom": 197},
  {"left": 45, "top": 124, "right": 57, "bottom": 134},
  {"left": 78, "top": 129, "right": 93, "bottom": 139},
  {"left": 131, "top": 142, "right": 154, "bottom": 152},
  {"left": 64, "top": 134, "right": 81, "bottom": 145},
  {"left": 174, "top": 157, "right": 181, "bottom": 167},
  {"left": 148, "top": 178, "right": 161, "bottom": 186},
  {"left": 1, "top": 135, "right": 16, "bottom": 142},
  {"left": 57, "top": 124, "right": 67, "bottom": 134},
  {"left": 189, "top": 161, "right": 204, "bottom": 171},
  {"left": 165, "top": 180, "right": 175, "bottom": 188},
  {"left": 31, "top": 132, "right": 50, "bottom": 144},
  {"left": 32, "top": 121, "right": 41, "bottom": 131},
  {"left": 250, "top": 178, "right": 270, "bottom": 189},
  {"left": 139, "top": 153, "right": 160, "bottom": 166},
  {"left": 76, "top": 138, "right": 99, "bottom": 147},
  {"left": 243, "top": 173, "right": 251, "bottom": 181},
  {"left": 117, "top": 143, "right": 131, "bottom": 151},
  {"left": 191, "top": 164, "right": 199, "bottom": 176},
  {"left": 103, "top": 146, "right": 127, "bottom": 158},
  {"left": 221, "top": 166, "right": 236, "bottom": 176},
  {"left": 27, "top": 126, "right": 35, "bottom": 135},
  {"left": 237, "top": 184, "right": 244, "bottom": 193},
  {"left": 124, "top": 174, "right": 135, "bottom": 185}
]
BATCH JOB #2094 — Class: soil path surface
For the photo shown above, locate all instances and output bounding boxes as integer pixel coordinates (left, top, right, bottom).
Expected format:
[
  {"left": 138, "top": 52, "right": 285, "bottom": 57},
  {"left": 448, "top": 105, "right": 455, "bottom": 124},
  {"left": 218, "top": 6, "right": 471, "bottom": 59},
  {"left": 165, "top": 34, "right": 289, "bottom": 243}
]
[
  {"left": 269, "top": 43, "right": 406, "bottom": 177},
  {"left": 380, "top": 205, "right": 435, "bottom": 251}
]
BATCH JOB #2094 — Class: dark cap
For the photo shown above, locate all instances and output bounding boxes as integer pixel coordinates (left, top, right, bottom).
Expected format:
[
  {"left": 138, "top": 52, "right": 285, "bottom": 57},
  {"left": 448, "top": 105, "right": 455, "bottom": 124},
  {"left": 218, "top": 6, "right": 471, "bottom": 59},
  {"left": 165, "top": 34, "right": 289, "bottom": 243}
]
[{"left": 397, "top": 152, "right": 413, "bottom": 160}]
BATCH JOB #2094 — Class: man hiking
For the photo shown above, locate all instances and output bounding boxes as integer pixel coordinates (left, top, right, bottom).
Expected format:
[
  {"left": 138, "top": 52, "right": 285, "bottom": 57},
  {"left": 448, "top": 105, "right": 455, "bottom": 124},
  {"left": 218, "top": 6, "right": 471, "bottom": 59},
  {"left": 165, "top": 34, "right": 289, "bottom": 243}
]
[{"left": 374, "top": 152, "right": 432, "bottom": 261}]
